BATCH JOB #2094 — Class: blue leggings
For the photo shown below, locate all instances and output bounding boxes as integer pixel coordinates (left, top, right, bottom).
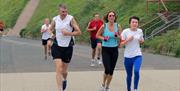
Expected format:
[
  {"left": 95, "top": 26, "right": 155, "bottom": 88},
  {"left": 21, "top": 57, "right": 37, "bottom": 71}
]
[{"left": 124, "top": 56, "right": 142, "bottom": 91}]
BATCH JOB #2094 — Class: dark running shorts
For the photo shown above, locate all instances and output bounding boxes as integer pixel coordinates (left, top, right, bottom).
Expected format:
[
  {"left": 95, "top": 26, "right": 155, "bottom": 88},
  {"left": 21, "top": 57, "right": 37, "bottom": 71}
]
[
  {"left": 0, "top": 29, "right": 3, "bottom": 31},
  {"left": 42, "top": 38, "right": 51, "bottom": 45},
  {"left": 51, "top": 43, "right": 73, "bottom": 63},
  {"left": 90, "top": 38, "right": 102, "bottom": 49}
]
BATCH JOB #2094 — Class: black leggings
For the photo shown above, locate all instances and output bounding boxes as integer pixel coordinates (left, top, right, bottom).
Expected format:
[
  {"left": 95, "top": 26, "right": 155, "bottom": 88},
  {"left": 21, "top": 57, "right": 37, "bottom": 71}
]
[{"left": 102, "top": 47, "right": 118, "bottom": 75}]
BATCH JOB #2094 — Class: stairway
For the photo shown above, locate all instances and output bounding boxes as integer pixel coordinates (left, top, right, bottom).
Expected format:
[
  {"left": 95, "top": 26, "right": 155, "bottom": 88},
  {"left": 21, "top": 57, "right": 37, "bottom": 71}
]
[{"left": 142, "top": 12, "right": 180, "bottom": 39}]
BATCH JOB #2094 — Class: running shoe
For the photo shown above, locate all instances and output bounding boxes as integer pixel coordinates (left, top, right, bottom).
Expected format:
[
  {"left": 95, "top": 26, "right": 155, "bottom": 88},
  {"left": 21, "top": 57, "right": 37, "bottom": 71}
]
[
  {"left": 62, "top": 80, "right": 67, "bottom": 90},
  {"left": 90, "top": 59, "right": 95, "bottom": 66},
  {"left": 99, "top": 84, "right": 105, "bottom": 91}
]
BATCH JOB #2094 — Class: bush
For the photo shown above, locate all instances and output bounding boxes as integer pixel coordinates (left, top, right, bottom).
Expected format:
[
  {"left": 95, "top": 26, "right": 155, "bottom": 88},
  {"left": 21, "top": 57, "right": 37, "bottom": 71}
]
[
  {"left": 144, "top": 29, "right": 180, "bottom": 57},
  {"left": 20, "top": 28, "right": 26, "bottom": 37}
]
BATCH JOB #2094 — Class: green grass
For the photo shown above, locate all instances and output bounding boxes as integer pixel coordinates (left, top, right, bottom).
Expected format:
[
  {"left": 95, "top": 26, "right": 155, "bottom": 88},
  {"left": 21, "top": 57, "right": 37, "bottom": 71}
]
[
  {"left": 0, "top": 0, "right": 29, "bottom": 28},
  {"left": 144, "top": 29, "right": 180, "bottom": 57},
  {"left": 21, "top": 0, "right": 180, "bottom": 42},
  {"left": 21, "top": 0, "right": 86, "bottom": 38},
  {"left": 1, "top": 0, "right": 179, "bottom": 57},
  {"left": 22, "top": 0, "right": 154, "bottom": 40}
]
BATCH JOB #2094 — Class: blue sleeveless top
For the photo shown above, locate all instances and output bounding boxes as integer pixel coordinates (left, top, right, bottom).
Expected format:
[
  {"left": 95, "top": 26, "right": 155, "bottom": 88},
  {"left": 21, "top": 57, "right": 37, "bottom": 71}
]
[{"left": 102, "top": 23, "right": 118, "bottom": 47}]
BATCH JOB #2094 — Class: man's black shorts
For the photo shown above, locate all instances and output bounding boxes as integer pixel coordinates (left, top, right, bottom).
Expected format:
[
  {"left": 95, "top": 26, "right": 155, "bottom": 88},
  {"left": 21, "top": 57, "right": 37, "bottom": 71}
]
[{"left": 51, "top": 43, "right": 73, "bottom": 63}]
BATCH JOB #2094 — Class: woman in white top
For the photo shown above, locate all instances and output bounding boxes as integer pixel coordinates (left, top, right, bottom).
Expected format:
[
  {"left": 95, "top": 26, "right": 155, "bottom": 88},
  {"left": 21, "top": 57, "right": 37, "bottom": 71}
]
[
  {"left": 120, "top": 16, "right": 144, "bottom": 91},
  {"left": 49, "top": 4, "right": 81, "bottom": 91},
  {"left": 41, "top": 18, "right": 51, "bottom": 60}
]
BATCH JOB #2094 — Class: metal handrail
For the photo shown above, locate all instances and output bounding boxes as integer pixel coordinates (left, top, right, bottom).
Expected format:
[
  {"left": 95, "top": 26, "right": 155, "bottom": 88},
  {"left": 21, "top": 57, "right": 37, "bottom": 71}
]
[
  {"left": 146, "top": 15, "right": 180, "bottom": 39},
  {"left": 140, "top": 14, "right": 164, "bottom": 28},
  {"left": 144, "top": 13, "right": 179, "bottom": 38},
  {"left": 140, "top": 12, "right": 177, "bottom": 28}
]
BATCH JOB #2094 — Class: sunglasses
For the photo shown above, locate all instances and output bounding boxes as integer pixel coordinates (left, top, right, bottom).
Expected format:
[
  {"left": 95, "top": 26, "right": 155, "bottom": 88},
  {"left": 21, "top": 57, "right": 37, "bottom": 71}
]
[{"left": 108, "top": 14, "right": 115, "bottom": 17}]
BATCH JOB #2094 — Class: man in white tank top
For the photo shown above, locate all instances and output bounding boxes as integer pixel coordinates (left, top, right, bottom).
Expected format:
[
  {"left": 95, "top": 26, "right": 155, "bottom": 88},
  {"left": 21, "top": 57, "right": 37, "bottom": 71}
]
[{"left": 48, "top": 4, "right": 81, "bottom": 91}]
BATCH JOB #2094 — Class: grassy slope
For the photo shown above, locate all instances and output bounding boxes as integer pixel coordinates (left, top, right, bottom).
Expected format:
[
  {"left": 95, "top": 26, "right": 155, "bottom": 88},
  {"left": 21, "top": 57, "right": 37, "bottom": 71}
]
[
  {"left": 22, "top": 0, "right": 154, "bottom": 40},
  {"left": 144, "top": 29, "right": 180, "bottom": 57},
  {"left": 2, "top": 0, "right": 178, "bottom": 57},
  {"left": 21, "top": 0, "right": 86, "bottom": 38},
  {"left": 0, "top": 0, "right": 28, "bottom": 28},
  {"left": 22, "top": 0, "right": 179, "bottom": 42}
]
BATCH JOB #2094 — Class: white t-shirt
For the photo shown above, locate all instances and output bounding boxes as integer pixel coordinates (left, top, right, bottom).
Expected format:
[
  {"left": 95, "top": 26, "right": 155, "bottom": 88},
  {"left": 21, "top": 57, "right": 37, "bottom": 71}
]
[
  {"left": 121, "top": 28, "right": 144, "bottom": 58},
  {"left": 53, "top": 15, "right": 74, "bottom": 47},
  {"left": 41, "top": 24, "right": 51, "bottom": 40}
]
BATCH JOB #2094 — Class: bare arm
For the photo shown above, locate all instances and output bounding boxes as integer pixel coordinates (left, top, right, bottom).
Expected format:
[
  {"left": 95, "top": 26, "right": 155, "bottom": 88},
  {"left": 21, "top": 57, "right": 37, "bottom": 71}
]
[
  {"left": 118, "top": 24, "right": 122, "bottom": 36},
  {"left": 48, "top": 20, "right": 55, "bottom": 36},
  {"left": 139, "top": 37, "right": 144, "bottom": 44},
  {"left": 86, "top": 22, "right": 96, "bottom": 32},
  {"left": 96, "top": 24, "right": 105, "bottom": 40},
  {"left": 40, "top": 27, "right": 46, "bottom": 33},
  {"left": 71, "top": 18, "right": 81, "bottom": 36},
  {"left": 61, "top": 18, "right": 81, "bottom": 36},
  {"left": 121, "top": 36, "right": 133, "bottom": 45},
  {"left": 120, "top": 30, "right": 134, "bottom": 47}
]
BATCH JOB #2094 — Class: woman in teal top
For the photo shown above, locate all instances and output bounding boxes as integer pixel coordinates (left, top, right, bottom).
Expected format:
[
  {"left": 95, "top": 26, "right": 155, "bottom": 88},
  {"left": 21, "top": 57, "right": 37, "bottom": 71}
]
[
  {"left": 102, "top": 22, "right": 119, "bottom": 47},
  {"left": 96, "top": 11, "right": 122, "bottom": 91}
]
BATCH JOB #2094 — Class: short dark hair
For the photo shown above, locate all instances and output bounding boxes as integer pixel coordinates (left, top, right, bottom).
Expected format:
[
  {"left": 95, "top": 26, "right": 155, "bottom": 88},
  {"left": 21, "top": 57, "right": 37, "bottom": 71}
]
[
  {"left": 59, "top": 3, "right": 67, "bottom": 9},
  {"left": 129, "top": 16, "right": 140, "bottom": 24},
  {"left": 103, "top": 10, "right": 117, "bottom": 23}
]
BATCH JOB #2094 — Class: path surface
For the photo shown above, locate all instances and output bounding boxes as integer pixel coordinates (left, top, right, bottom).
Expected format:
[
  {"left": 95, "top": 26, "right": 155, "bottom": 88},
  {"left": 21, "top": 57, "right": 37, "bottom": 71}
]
[
  {"left": 7, "top": 0, "right": 40, "bottom": 36},
  {"left": 0, "top": 36, "right": 180, "bottom": 91},
  {"left": 2, "top": 0, "right": 180, "bottom": 90}
]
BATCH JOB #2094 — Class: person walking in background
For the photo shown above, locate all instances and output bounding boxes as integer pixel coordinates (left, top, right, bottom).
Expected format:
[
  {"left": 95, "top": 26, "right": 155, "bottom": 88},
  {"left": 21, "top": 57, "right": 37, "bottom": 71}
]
[
  {"left": 40, "top": 18, "right": 52, "bottom": 60},
  {"left": 120, "top": 16, "right": 144, "bottom": 91},
  {"left": 96, "top": 11, "right": 122, "bottom": 91},
  {"left": 48, "top": 4, "right": 81, "bottom": 91},
  {"left": 86, "top": 13, "right": 103, "bottom": 66}
]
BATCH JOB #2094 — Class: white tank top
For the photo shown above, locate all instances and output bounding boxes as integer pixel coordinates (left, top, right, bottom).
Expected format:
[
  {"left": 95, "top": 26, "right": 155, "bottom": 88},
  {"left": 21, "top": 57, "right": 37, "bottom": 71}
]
[
  {"left": 53, "top": 15, "right": 73, "bottom": 47},
  {"left": 41, "top": 24, "right": 51, "bottom": 40}
]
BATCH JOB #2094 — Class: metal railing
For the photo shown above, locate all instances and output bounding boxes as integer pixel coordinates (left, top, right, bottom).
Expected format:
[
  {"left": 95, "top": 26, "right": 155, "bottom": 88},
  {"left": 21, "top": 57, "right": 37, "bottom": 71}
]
[
  {"left": 141, "top": 12, "right": 180, "bottom": 39},
  {"left": 146, "top": 15, "right": 180, "bottom": 39}
]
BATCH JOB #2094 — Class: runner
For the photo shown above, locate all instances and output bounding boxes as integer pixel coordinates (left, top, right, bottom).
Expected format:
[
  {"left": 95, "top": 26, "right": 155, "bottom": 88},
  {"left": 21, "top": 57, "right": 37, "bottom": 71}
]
[
  {"left": 40, "top": 18, "right": 51, "bottom": 60},
  {"left": 86, "top": 13, "right": 103, "bottom": 66},
  {"left": 48, "top": 4, "right": 81, "bottom": 91},
  {"left": 120, "top": 16, "right": 144, "bottom": 91},
  {"left": 96, "top": 10, "right": 122, "bottom": 91}
]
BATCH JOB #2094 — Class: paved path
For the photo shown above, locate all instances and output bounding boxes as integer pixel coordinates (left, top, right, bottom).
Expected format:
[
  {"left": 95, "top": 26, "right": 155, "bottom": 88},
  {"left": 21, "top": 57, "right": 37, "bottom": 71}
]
[
  {"left": 7, "top": 0, "right": 40, "bottom": 36},
  {"left": 0, "top": 36, "right": 180, "bottom": 91}
]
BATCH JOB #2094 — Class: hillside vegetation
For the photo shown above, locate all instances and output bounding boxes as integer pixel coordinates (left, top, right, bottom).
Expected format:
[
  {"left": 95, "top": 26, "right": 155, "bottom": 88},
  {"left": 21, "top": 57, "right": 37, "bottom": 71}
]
[
  {"left": 1, "top": 0, "right": 179, "bottom": 57},
  {"left": 21, "top": 0, "right": 180, "bottom": 41},
  {"left": 144, "top": 29, "right": 180, "bottom": 57},
  {"left": 0, "top": 0, "right": 28, "bottom": 28},
  {"left": 20, "top": 0, "right": 156, "bottom": 41}
]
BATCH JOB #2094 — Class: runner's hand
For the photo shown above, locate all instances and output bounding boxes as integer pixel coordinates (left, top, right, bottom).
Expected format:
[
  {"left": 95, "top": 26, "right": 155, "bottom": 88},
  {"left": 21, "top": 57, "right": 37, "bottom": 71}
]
[{"left": 61, "top": 28, "right": 70, "bottom": 36}]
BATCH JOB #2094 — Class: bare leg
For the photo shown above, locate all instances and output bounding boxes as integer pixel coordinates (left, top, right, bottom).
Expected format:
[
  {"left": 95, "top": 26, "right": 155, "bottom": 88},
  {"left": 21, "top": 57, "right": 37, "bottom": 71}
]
[
  {"left": 47, "top": 40, "right": 52, "bottom": 56},
  {"left": 96, "top": 43, "right": 101, "bottom": 59},
  {"left": 54, "top": 59, "right": 64, "bottom": 91},
  {"left": 90, "top": 48, "right": 96, "bottom": 66},
  {"left": 44, "top": 45, "right": 47, "bottom": 59},
  {"left": 105, "top": 75, "right": 112, "bottom": 89},
  {"left": 62, "top": 62, "right": 68, "bottom": 80},
  {"left": 102, "top": 73, "right": 108, "bottom": 86},
  {"left": 92, "top": 48, "right": 96, "bottom": 59},
  {"left": 96, "top": 43, "right": 102, "bottom": 65}
]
